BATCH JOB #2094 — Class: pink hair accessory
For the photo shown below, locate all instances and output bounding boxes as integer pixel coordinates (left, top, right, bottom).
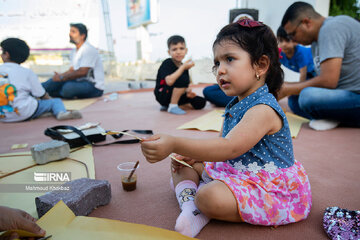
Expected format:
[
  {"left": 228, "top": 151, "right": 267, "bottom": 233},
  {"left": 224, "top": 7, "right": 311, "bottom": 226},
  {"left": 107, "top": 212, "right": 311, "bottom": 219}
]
[
  {"left": 278, "top": 48, "right": 283, "bottom": 59},
  {"left": 237, "top": 18, "right": 264, "bottom": 28}
]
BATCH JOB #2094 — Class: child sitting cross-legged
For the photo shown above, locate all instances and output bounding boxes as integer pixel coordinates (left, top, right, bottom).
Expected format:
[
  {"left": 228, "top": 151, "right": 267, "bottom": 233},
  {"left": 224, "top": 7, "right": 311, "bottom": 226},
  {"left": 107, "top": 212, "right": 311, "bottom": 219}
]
[
  {"left": 141, "top": 19, "right": 312, "bottom": 238},
  {"left": 154, "top": 35, "right": 206, "bottom": 115},
  {"left": 0, "top": 38, "right": 82, "bottom": 122}
]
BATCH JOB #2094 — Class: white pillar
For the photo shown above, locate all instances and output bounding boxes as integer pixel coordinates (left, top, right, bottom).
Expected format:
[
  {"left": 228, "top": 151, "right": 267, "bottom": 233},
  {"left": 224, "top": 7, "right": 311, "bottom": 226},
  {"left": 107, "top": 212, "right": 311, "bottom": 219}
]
[
  {"left": 240, "top": 0, "right": 249, "bottom": 8},
  {"left": 314, "top": 0, "right": 330, "bottom": 17},
  {"left": 135, "top": 25, "right": 152, "bottom": 62}
]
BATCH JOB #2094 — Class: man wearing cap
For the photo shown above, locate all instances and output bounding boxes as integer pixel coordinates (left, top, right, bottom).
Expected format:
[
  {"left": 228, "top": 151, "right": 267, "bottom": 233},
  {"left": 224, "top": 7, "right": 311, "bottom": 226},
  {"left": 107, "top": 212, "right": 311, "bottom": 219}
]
[{"left": 42, "top": 23, "right": 104, "bottom": 99}]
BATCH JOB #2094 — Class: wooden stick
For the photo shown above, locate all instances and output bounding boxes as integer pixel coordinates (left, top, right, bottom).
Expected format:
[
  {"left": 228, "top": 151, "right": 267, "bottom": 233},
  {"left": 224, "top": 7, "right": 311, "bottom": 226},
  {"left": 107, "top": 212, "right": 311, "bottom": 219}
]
[
  {"left": 127, "top": 161, "right": 139, "bottom": 181},
  {"left": 0, "top": 156, "right": 89, "bottom": 179},
  {"left": 170, "top": 155, "right": 193, "bottom": 169},
  {"left": 0, "top": 164, "right": 37, "bottom": 179},
  {"left": 0, "top": 154, "right": 31, "bottom": 158},
  {"left": 102, "top": 131, "right": 143, "bottom": 141}
]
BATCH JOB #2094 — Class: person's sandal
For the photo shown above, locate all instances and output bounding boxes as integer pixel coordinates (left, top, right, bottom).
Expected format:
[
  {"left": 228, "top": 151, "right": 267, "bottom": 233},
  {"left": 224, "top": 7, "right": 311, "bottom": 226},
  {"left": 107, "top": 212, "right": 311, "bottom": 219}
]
[
  {"left": 56, "top": 110, "right": 82, "bottom": 120},
  {"left": 160, "top": 105, "right": 168, "bottom": 111},
  {"left": 168, "top": 106, "right": 186, "bottom": 115}
]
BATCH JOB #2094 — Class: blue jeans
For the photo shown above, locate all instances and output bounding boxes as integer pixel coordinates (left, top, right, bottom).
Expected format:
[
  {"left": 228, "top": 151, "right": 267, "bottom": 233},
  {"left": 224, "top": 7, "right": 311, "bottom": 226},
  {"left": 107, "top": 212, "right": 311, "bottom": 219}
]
[
  {"left": 42, "top": 78, "right": 103, "bottom": 99},
  {"left": 288, "top": 87, "right": 360, "bottom": 127},
  {"left": 31, "top": 98, "right": 66, "bottom": 119},
  {"left": 203, "top": 84, "right": 234, "bottom": 107}
]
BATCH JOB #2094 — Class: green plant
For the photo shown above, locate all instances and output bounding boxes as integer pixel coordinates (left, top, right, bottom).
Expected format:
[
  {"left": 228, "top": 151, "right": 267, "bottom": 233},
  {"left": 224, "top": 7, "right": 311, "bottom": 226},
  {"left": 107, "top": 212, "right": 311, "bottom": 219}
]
[{"left": 329, "top": 0, "right": 360, "bottom": 19}]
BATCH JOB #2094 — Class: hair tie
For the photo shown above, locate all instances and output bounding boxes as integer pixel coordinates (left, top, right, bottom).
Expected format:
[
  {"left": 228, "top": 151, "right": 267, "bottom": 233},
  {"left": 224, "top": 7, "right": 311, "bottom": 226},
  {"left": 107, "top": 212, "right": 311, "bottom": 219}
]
[{"left": 237, "top": 18, "right": 264, "bottom": 28}]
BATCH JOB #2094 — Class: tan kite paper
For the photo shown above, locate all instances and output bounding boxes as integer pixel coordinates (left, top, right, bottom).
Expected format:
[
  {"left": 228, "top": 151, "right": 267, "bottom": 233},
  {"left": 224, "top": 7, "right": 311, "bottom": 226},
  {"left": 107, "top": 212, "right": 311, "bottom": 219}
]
[
  {"left": 0, "top": 146, "right": 95, "bottom": 217},
  {"left": 63, "top": 98, "right": 97, "bottom": 110},
  {"left": 285, "top": 112, "right": 310, "bottom": 138},
  {"left": 177, "top": 109, "right": 224, "bottom": 132},
  {"left": 0, "top": 201, "right": 196, "bottom": 240},
  {"left": 177, "top": 109, "right": 309, "bottom": 138},
  {"left": 11, "top": 143, "right": 28, "bottom": 150}
]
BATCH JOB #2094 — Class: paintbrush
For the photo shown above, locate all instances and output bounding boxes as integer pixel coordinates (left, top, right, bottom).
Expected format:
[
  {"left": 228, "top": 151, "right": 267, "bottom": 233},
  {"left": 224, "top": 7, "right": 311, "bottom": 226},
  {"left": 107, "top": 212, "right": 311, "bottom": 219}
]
[
  {"left": 170, "top": 154, "right": 193, "bottom": 168},
  {"left": 127, "top": 161, "right": 140, "bottom": 181},
  {"left": 102, "top": 131, "right": 143, "bottom": 141}
]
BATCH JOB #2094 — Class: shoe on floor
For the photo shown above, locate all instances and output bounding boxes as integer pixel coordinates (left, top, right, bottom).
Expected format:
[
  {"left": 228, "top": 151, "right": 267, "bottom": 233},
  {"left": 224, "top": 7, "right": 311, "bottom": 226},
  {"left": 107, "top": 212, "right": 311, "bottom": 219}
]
[
  {"left": 309, "top": 119, "right": 340, "bottom": 131},
  {"left": 160, "top": 105, "right": 168, "bottom": 111},
  {"left": 56, "top": 110, "right": 82, "bottom": 120},
  {"left": 168, "top": 106, "right": 186, "bottom": 115}
]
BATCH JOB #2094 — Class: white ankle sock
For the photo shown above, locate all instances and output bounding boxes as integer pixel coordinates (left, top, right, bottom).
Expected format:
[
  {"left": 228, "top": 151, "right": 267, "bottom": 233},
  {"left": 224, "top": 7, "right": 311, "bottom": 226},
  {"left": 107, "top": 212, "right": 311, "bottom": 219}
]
[
  {"left": 174, "top": 180, "right": 209, "bottom": 237},
  {"left": 168, "top": 104, "right": 178, "bottom": 110},
  {"left": 170, "top": 178, "right": 205, "bottom": 192}
]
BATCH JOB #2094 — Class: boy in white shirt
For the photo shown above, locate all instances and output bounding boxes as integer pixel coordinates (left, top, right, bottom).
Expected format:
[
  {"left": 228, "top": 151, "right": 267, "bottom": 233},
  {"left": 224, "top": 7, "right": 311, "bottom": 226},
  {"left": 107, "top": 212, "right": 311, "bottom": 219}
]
[{"left": 0, "top": 38, "right": 81, "bottom": 122}]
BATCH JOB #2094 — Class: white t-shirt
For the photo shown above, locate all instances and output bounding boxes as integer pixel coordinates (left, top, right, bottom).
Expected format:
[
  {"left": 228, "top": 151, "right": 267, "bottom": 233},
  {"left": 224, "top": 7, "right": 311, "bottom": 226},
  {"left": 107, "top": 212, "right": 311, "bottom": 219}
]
[
  {"left": 71, "top": 41, "right": 105, "bottom": 90},
  {"left": 0, "top": 62, "right": 45, "bottom": 122}
]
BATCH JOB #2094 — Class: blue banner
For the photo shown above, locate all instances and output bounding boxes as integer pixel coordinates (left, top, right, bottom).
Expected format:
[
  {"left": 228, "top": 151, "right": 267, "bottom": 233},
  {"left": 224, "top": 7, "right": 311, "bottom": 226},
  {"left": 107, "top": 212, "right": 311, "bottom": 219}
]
[{"left": 126, "top": 0, "right": 155, "bottom": 29}]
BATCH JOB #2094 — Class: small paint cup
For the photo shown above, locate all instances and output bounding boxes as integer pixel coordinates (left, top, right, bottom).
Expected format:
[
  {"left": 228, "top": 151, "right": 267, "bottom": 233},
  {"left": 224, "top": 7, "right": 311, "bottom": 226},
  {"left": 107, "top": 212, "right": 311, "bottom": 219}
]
[{"left": 117, "top": 162, "right": 139, "bottom": 191}]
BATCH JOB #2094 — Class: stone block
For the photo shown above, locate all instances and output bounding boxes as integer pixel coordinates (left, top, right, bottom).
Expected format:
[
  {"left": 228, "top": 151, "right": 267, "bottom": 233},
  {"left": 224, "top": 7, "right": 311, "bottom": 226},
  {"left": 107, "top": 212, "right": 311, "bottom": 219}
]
[
  {"left": 35, "top": 178, "right": 111, "bottom": 218},
  {"left": 31, "top": 140, "right": 70, "bottom": 165}
]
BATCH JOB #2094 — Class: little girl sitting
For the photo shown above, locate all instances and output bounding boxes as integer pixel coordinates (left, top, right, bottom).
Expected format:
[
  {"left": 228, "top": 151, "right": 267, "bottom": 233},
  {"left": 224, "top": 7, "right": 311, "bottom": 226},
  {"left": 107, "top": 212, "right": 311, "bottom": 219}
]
[{"left": 141, "top": 18, "right": 312, "bottom": 238}]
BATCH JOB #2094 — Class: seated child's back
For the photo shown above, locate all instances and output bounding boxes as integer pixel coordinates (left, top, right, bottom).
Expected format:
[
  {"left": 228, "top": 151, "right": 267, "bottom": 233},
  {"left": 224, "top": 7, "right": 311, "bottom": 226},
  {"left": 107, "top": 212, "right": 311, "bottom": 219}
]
[
  {"left": 0, "top": 38, "right": 81, "bottom": 122},
  {"left": 0, "top": 61, "right": 45, "bottom": 122}
]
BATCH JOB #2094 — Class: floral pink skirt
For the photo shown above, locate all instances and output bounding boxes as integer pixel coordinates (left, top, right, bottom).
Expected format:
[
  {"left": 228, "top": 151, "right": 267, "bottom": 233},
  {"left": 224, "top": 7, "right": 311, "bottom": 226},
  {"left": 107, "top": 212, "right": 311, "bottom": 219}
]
[{"left": 203, "top": 160, "right": 312, "bottom": 226}]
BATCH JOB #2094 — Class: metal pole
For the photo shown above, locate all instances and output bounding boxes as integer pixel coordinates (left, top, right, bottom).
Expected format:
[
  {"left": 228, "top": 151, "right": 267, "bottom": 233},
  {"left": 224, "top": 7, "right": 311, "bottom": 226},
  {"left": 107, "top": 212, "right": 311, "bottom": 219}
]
[{"left": 101, "top": 0, "right": 116, "bottom": 71}]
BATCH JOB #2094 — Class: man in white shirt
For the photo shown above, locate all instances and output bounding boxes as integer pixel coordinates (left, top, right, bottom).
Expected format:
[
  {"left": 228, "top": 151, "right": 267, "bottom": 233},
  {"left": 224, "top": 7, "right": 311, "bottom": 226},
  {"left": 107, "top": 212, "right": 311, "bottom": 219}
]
[{"left": 42, "top": 23, "right": 104, "bottom": 99}]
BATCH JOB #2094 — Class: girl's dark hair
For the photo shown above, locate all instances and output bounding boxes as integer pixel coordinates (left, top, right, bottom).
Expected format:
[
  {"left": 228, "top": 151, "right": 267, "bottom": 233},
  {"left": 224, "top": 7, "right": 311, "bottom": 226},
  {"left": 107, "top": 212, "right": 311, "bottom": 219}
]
[
  {"left": 0, "top": 38, "right": 30, "bottom": 64},
  {"left": 213, "top": 22, "right": 284, "bottom": 99}
]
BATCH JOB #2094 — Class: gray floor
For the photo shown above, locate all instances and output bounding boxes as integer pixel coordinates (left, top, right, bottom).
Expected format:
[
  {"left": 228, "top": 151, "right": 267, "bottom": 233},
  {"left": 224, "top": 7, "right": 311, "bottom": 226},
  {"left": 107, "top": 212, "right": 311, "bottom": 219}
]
[{"left": 103, "top": 80, "right": 156, "bottom": 94}]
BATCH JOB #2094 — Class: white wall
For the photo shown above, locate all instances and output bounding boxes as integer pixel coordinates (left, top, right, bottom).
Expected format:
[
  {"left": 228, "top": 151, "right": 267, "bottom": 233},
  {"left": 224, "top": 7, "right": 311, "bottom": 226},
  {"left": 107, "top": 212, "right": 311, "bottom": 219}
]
[
  {"left": 0, "top": 0, "right": 329, "bottom": 83},
  {"left": 0, "top": 0, "right": 106, "bottom": 50},
  {"left": 0, "top": 0, "right": 330, "bottom": 63},
  {"left": 110, "top": 0, "right": 329, "bottom": 63},
  {"left": 110, "top": 0, "right": 329, "bottom": 83},
  {"left": 242, "top": 0, "right": 329, "bottom": 34}
]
